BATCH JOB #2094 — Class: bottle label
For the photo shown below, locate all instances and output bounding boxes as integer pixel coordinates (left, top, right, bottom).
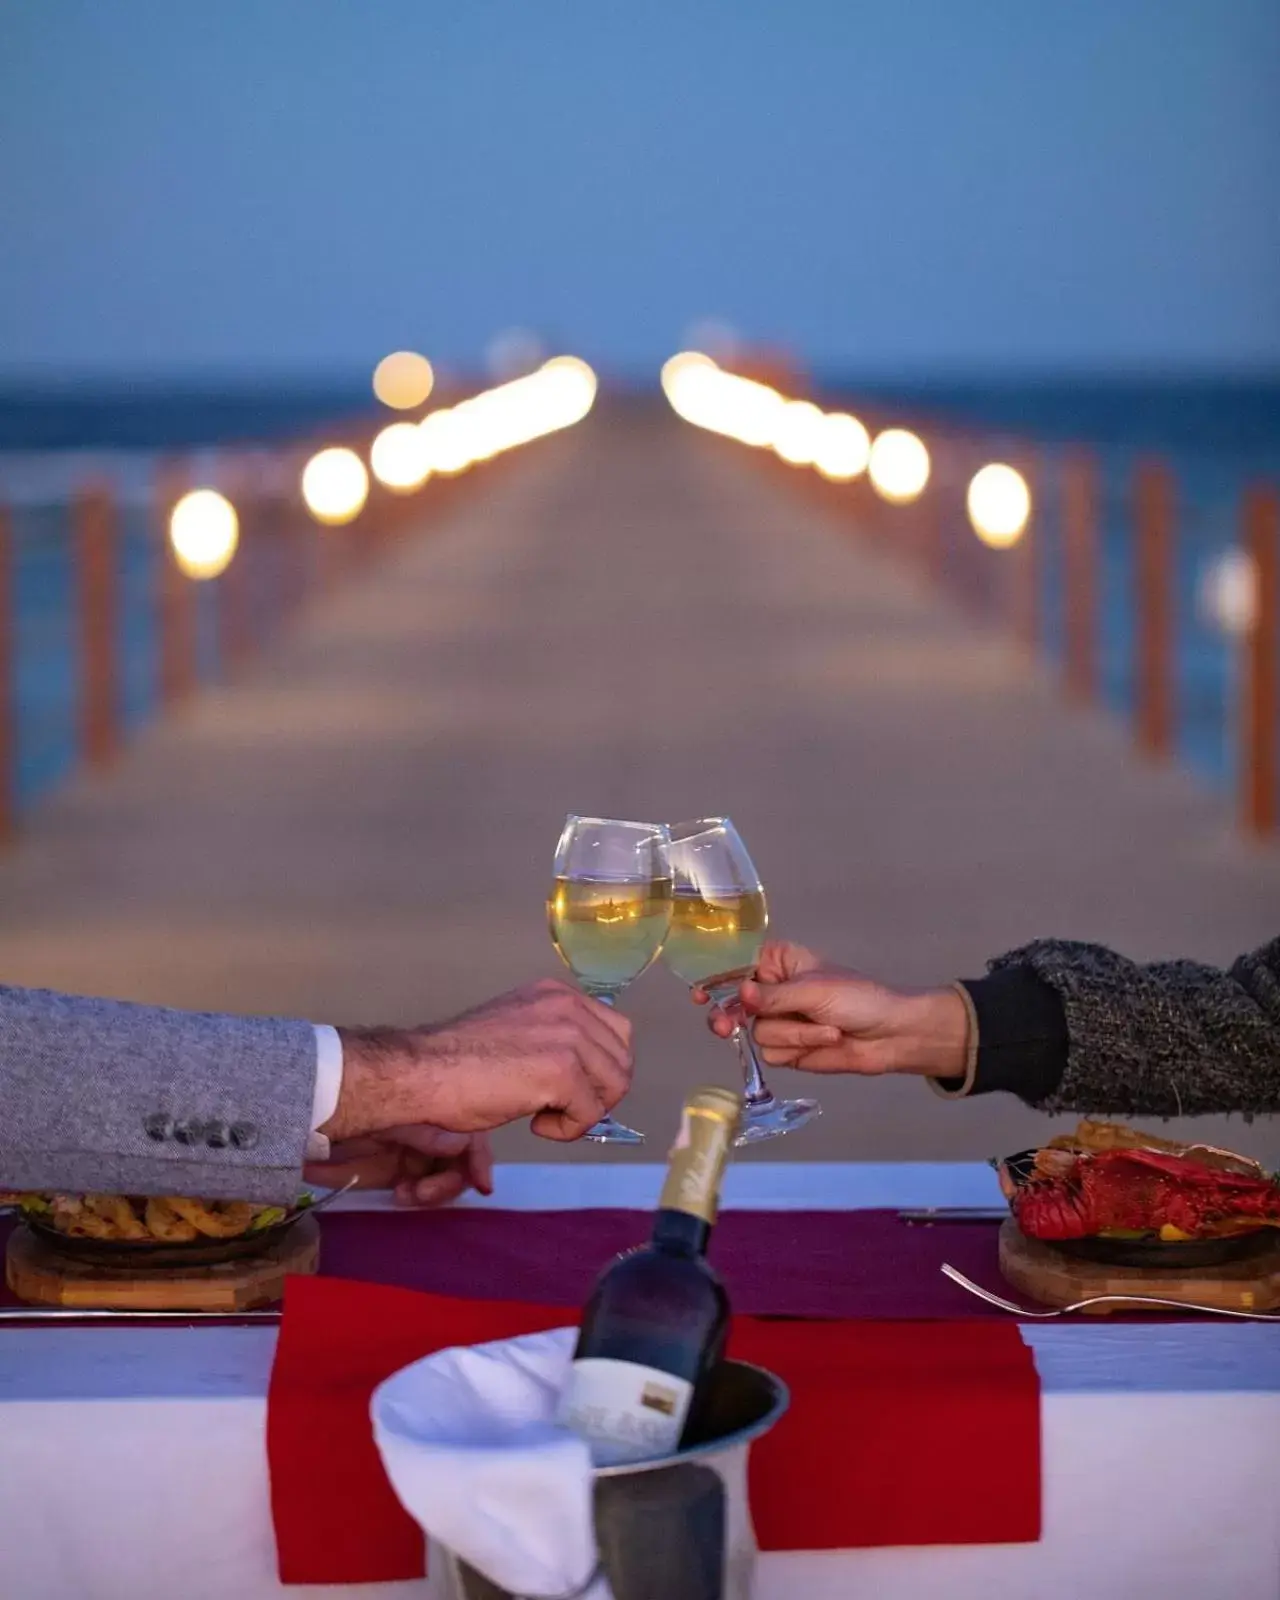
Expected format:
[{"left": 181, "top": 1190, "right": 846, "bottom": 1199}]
[{"left": 556, "top": 1357, "right": 694, "bottom": 1466}]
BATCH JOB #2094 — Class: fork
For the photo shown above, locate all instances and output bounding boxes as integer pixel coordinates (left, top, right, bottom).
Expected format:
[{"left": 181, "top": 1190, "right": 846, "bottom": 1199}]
[{"left": 941, "top": 1262, "right": 1280, "bottom": 1321}]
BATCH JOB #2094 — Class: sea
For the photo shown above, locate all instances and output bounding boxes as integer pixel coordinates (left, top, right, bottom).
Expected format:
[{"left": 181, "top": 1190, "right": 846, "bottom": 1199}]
[{"left": 1, "top": 376, "right": 1278, "bottom": 813}]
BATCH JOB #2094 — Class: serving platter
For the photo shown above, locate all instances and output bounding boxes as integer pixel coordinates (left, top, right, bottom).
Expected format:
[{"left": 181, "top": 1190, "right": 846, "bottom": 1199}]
[
  {"left": 998, "top": 1217, "right": 1280, "bottom": 1315},
  {"left": 998, "top": 1148, "right": 1276, "bottom": 1271},
  {"left": 21, "top": 1207, "right": 309, "bottom": 1270},
  {"left": 0, "top": 1180, "right": 353, "bottom": 1271},
  {"left": 5, "top": 1213, "right": 321, "bottom": 1311}
]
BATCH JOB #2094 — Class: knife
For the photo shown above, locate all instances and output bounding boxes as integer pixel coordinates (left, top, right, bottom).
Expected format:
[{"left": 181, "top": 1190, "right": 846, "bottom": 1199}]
[{"left": 897, "top": 1207, "right": 1008, "bottom": 1223}]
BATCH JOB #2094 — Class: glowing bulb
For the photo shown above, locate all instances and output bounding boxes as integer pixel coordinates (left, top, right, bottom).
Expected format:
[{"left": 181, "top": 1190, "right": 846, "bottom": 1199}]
[
  {"left": 370, "top": 421, "right": 431, "bottom": 492},
  {"left": 868, "top": 429, "right": 930, "bottom": 504},
  {"left": 966, "top": 463, "right": 1031, "bottom": 548},
  {"left": 772, "top": 400, "right": 826, "bottom": 466},
  {"left": 168, "top": 489, "right": 238, "bottom": 580},
  {"left": 540, "top": 355, "right": 598, "bottom": 424},
  {"left": 419, "top": 409, "right": 472, "bottom": 474},
  {"left": 372, "top": 351, "right": 435, "bottom": 410},
  {"left": 814, "top": 413, "right": 871, "bottom": 481},
  {"left": 1198, "top": 549, "right": 1258, "bottom": 637},
  {"left": 661, "top": 351, "right": 717, "bottom": 395},
  {"left": 301, "top": 447, "right": 370, "bottom": 525}
]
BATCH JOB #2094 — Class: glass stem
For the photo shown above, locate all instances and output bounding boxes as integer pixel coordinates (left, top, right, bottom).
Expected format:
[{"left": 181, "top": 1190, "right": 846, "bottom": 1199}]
[
  {"left": 710, "top": 984, "right": 773, "bottom": 1109},
  {"left": 733, "top": 1022, "right": 775, "bottom": 1109}
]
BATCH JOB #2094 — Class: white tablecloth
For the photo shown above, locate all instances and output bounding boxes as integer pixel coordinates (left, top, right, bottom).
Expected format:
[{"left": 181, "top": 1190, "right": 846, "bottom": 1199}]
[{"left": 3, "top": 1162, "right": 1280, "bottom": 1600}]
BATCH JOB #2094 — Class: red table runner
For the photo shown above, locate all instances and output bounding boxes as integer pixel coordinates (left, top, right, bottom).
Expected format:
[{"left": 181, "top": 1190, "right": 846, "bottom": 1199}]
[{"left": 268, "top": 1275, "right": 1041, "bottom": 1585}]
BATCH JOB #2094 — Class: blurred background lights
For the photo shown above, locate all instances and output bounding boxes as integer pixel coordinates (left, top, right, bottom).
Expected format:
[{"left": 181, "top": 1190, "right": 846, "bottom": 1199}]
[
  {"left": 1198, "top": 549, "right": 1259, "bottom": 637},
  {"left": 814, "top": 413, "right": 871, "bottom": 481},
  {"left": 485, "top": 328, "right": 545, "bottom": 381},
  {"left": 372, "top": 351, "right": 435, "bottom": 410},
  {"left": 540, "top": 355, "right": 598, "bottom": 424},
  {"left": 661, "top": 355, "right": 786, "bottom": 449},
  {"left": 301, "top": 446, "right": 370, "bottom": 525},
  {"left": 772, "top": 400, "right": 826, "bottom": 466},
  {"left": 662, "top": 357, "right": 878, "bottom": 476},
  {"left": 370, "top": 421, "right": 431, "bottom": 491},
  {"left": 868, "top": 428, "right": 931, "bottom": 504},
  {"left": 966, "top": 462, "right": 1032, "bottom": 547},
  {"left": 420, "top": 408, "right": 472, "bottom": 475},
  {"left": 419, "top": 357, "right": 599, "bottom": 471},
  {"left": 168, "top": 489, "right": 239, "bottom": 580}
]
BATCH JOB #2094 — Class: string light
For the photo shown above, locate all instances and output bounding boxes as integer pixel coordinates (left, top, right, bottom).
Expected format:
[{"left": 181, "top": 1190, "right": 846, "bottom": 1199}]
[
  {"left": 301, "top": 447, "right": 370, "bottom": 525},
  {"left": 772, "top": 401, "right": 826, "bottom": 467},
  {"left": 372, "top": 351, "right": 435, "bottom": 410},
  {"left": 868, "top": 429, "right": 931, "bottom": 504},
  {"left": 418, "top": 357, "right": 599, "bottom": 474},
  {"left": 1198, "top": 549, "right": 1258, "bottom": 637},
  {"left": 370, "top": 422, "right": 431, "bottom": 492},
  {"left": 169, "top": 489, "right": 239, "bottom": 580},
  {"left": 966, "top": 463, "right": 1032, "bottom": 548},
  {"left": 814, "top": 413, "right": 871, "bottom": 482},
  {"left": 661, "top": 355, "right": 876, "bottom": 481}
]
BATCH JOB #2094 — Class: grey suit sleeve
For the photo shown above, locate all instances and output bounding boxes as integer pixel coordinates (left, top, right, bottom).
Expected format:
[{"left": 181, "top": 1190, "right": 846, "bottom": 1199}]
[{"left": 0, "top": 985, "right": 319, "bottom": 1203}]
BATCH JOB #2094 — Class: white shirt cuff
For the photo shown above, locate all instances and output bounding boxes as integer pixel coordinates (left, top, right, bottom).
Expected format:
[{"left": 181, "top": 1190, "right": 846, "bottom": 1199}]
[{"left": 305, "top": 1024, "right": 344, "bottom": 1162}]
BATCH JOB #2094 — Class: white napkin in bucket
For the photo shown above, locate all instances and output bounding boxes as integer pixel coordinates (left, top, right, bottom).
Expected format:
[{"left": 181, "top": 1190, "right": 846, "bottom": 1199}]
[{"left": 371, "top": 1325, "right": 614, "bottom": 1600}]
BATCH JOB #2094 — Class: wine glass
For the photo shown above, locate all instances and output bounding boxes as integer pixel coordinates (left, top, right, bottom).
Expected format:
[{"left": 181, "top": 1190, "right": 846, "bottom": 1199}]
[
  {"left": 548, "top": 815, "right": 673, "bottom": 1144},
  {"left": 664, "top": 817, "right": 821, "bottom": 1145}
]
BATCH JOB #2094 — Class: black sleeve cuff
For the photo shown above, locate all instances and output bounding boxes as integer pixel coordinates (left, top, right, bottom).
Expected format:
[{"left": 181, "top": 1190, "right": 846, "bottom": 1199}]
[{"left": 933, "top": 965, "right": 1068, "bottom": 1103}]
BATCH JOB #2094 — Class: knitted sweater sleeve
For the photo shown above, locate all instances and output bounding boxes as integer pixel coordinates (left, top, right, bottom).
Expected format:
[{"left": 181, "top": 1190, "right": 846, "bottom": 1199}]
[{"left": 988, "top": 937, "right": 1280, "bottom": 1117}]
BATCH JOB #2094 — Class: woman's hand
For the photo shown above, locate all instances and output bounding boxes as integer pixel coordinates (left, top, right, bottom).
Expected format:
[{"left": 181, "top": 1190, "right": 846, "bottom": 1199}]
[
  {"left": 695, "top": 940, "right": 969, "bottom": 1079},
  {"left": 304, "top": 1125, "right": 494, "bottom": 1207}
]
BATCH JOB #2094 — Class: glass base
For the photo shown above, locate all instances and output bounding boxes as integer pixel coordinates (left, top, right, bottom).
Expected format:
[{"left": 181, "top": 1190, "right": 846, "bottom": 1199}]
[
  {"left": 584, "top": 1114, "right": 645, "bottom": 1145},
  {"left": 734, "top": 1094, "right": 821, "bottom": 1146}
]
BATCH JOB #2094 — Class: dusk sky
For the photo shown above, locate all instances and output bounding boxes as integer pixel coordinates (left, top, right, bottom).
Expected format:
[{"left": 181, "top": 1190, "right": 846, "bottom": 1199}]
[{"left": 2, "top": 0, "right": 1278, "bottom": 379}]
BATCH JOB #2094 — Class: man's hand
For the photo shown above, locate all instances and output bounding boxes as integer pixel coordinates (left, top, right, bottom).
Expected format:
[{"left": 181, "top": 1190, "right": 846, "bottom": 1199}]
[
  {"left": 304, "top": 1125, "right": 493, "bottom": 1208},
  {"left": 696, "top": 941, "right": 968, "bottom": 1078},
  {"left": 324, "top": 979, "right": 633, "bottom": 1144}
]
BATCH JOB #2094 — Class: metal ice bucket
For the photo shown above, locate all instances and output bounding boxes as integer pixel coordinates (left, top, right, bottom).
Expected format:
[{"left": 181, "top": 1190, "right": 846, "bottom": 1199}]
[{"left": 426, "top": 1359, "right": 789, "bottom": 1600}]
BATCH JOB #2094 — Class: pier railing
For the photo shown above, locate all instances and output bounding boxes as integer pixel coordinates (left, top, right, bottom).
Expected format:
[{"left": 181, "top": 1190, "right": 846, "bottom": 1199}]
[
  {"left": 663, "top": 354, "right": 1279, "bottom": 841},
  {"left": 0, "top": 357, "right": 598, "bottom": 844}
]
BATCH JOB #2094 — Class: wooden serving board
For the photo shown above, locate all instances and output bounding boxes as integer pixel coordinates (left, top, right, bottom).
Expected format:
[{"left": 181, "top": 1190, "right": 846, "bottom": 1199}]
[
  {"left": 999, "top": 1217, "right": 1280, "bottom": 1314},
  {"left": 5, "top": 1214, "right": 319, "bottom": 1311}
]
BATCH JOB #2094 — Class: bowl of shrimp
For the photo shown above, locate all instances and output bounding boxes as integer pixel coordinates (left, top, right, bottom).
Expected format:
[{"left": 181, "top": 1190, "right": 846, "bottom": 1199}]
[{"left": 3, "top": 1191, "right": 316, "bottom": 1268}]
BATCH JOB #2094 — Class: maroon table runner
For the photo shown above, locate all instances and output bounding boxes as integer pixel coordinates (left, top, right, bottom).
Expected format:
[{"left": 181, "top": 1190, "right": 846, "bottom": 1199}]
[
  {"left": 0, "top": 1207, "right": 1010, "bottom": 1319},
  {"left": 316, "top": 1205, "right": 1012, "bottom": 1317}
]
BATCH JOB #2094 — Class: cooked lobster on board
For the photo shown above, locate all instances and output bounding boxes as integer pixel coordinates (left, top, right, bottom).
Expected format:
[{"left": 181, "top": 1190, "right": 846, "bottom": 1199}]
[{"left": 998, "top": 1121, "right": 1280, "bottom": 1242}]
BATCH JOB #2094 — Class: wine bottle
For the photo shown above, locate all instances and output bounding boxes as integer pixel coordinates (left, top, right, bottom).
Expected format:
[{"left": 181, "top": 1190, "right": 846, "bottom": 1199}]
[{"left": 556, "top": 1085, "right": 742, "bottom": 1466}]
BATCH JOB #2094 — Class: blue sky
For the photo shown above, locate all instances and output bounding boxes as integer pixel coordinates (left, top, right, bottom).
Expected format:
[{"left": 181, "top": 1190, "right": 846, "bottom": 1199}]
[{"left": 1, "top": 0, "right": 1278, "bottom": 378}]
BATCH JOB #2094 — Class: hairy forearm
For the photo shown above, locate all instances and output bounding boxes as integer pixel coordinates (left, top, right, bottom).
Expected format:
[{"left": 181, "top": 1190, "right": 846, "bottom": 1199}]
[{"left": 324, "top": 1027, "right": 433, "bottom": 1141}]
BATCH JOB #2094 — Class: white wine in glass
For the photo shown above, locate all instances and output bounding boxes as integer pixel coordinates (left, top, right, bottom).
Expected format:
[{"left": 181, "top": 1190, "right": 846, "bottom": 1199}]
[
  {"left": 663, "top": 885, "right": 770, "bottom": 992},
  {"left": 548, "top": 816, "right": 673, "bottom": 1144},
  {"left": 665, "top": 818, "right": 820, "bottom": 1145}
]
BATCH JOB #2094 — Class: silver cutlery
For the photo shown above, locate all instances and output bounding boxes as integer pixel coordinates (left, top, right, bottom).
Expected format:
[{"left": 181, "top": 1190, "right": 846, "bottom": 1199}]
[
  {"left": 898, "top": 1208, "right": 1008, "bottom": 1223},
  {"left": 941, "top": 1262, "right": 1280, "bottom": 1321}
]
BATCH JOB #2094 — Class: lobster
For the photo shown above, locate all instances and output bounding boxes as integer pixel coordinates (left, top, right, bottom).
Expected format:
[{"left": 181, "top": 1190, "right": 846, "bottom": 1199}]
[{"left": 1010, "top": 1146, "right": 1280, "bottom": 1241}]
